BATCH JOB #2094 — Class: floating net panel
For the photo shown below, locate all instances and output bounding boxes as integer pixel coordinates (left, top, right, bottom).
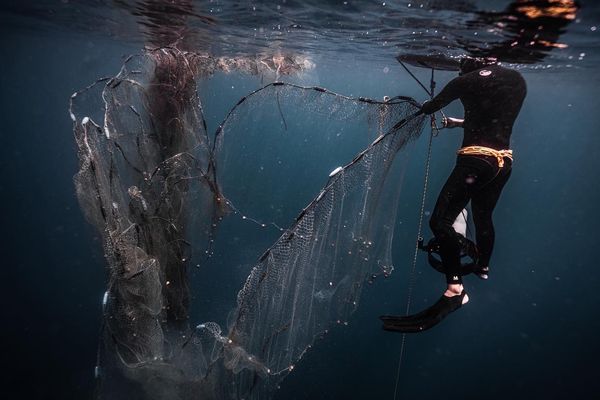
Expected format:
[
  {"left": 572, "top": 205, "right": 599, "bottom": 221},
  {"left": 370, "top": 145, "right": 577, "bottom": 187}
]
[
  {"left": 213, "top": 88, "right": 424, "bottom": 399},
  {"left": 71, "top": 48, "right": 425, "bottom": 400}
]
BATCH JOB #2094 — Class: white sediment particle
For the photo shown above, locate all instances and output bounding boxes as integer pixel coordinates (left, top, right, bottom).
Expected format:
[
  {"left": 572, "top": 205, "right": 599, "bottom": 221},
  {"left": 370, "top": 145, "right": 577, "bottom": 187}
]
[
  {"left": 329, "top": 166, "right": 343, "bottom": 177},
  {"left": 82, "top": 116, "right": 90, "bottom": 125},
  {"left": 102, "top": 291, "right": 108, "bottom": 306}
]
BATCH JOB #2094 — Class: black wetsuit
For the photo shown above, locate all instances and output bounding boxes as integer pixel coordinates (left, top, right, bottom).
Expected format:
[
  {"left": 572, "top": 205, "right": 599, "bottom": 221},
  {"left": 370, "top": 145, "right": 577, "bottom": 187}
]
[{"left": 421, "top": 64, "right": 526, "bottom": 284}]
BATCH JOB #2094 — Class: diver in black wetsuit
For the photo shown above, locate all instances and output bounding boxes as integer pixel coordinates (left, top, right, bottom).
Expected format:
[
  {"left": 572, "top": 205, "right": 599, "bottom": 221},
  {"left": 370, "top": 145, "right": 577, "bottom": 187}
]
[{"left": 381, "top": 56, "right": 527, "bottom": 332}]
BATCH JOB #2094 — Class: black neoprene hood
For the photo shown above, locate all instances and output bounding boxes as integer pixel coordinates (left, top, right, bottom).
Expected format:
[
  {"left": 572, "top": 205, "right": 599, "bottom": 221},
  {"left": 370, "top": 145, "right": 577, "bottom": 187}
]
[{"left": 459, "top": 56, "right": 498, "bottom": 75}]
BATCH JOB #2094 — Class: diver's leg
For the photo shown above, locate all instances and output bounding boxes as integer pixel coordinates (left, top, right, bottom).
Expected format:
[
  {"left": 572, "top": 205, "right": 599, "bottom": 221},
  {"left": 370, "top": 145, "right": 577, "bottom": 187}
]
[
  {"left": 380, "top": 158, "right": 497, "bottom": 333},
  {"left": 429, "top": 163, "right": 476, "bottom": 288},
  {"left": 471, "top": 165, "right": 512, "bottom": 273},
  {"left": 380, "top": 163, "right": 478, "bottom": 333}
]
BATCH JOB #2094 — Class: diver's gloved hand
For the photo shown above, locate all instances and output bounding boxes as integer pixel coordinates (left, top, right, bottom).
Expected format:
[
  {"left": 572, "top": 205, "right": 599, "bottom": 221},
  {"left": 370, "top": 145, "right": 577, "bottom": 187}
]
[{"left": 441, "top": 115, "right": 464, "bottom": 129}]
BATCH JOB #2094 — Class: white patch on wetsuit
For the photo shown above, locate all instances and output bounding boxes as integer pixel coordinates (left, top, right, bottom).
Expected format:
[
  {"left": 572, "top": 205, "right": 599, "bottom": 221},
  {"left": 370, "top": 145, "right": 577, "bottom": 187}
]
[
  {"left": 453, "top": 209, "right": 468, "bottom": 237},
  {"left": 479, "top": 69, "right": 492, "bottom": 77}
]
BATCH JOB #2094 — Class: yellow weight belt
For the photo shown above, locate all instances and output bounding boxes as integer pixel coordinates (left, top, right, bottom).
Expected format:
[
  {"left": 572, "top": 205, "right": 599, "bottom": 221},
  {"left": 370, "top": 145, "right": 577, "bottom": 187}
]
[{"left": 456, "top": 146, "right": 513, "bottom": 168}]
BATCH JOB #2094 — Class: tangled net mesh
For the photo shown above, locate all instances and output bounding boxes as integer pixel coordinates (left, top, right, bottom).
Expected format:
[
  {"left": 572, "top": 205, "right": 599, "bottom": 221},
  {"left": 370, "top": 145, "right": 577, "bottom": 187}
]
[{"left": 71, "top": 48, "right": 425, "bottom": 400}]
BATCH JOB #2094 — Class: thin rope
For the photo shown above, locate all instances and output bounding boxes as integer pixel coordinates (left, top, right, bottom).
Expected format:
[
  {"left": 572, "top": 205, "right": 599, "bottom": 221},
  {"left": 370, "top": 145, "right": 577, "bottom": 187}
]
[
  {"left": 398, "top": 59, "right": 444, "bottom": 135},
  {"left": 397, "top": 59, "right": 432, "bottom": 97},
  {"left": 392, "top": 67, "right": 437, "bottom": 400},
  {"left": 392, "top": 126, "right": 435, "bottom": 400}
]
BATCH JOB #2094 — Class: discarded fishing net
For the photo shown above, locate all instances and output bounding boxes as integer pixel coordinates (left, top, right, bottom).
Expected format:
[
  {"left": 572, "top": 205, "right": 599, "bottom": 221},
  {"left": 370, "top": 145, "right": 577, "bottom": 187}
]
[
  {"left": 71, "top": 49, "right": 222, "bottom": 399},
  {"left": 71, "top": 48, "right": 425, "bottom": 400}
]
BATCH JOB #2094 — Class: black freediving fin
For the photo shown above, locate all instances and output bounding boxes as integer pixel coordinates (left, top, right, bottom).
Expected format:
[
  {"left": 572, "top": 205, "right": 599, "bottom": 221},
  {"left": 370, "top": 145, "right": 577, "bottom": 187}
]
[{"left": 379, "top": 291, "right": 467, "bottom": 333}]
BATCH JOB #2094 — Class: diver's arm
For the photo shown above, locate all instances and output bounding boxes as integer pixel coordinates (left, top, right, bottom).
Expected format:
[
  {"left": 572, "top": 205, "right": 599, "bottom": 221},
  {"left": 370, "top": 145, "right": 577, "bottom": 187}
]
[
  {"left": 442, "top": 116, "right": 464, "bottom": 129},
  {"left": 420, "top": 76, "right": 464, "bottom": 115}
]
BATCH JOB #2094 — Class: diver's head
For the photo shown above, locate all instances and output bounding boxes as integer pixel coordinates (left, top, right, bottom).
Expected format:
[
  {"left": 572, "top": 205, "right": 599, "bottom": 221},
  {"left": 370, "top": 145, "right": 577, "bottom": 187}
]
[{"left": 459, "top": 56, "right": 498, "bottom": 75}]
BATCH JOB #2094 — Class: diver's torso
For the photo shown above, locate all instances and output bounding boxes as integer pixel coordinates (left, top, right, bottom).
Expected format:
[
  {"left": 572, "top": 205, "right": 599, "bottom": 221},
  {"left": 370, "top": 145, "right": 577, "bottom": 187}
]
[{"left": 460, "top": 65, "right": 527, "bottom": 149}]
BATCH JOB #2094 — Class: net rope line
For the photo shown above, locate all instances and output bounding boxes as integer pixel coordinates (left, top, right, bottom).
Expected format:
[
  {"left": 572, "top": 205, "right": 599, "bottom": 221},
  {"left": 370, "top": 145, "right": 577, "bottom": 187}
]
[
  {"left": 229, "top": 106, "right": 424, "bottom": 330},
  {"left": 209, "top": 81, "right": 421, "bottom": 231},
  {"left": 211, "top": 81, "right": 420, "bottom": 151},
  {"left": 392, "top": 64, "right": 440, "bottom": 400},
  {"left": 72, "top": 75, "right": 421, "bottom": 237}
]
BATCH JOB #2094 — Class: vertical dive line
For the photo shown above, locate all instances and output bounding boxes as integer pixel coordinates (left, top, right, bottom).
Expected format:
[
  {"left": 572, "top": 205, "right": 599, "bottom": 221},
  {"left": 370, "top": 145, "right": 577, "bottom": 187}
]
[
  {"left": 276, "top": 87, "right": 288, "bottom": 131},
  {"left": 393, "top": 68, "right": 436, "bottom": 400},
  {"left": 392, "top": 128, "right": 434, "bottom": 400},
  {"left": 406, "top": 130, "right": 435, "bottom": 317}
]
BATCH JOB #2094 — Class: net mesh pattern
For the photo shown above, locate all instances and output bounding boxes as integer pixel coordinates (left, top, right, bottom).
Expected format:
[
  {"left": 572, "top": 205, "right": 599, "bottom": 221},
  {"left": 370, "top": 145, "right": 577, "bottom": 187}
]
[{"left": 70, "top": 49, "right": 425, "bottom": 399}]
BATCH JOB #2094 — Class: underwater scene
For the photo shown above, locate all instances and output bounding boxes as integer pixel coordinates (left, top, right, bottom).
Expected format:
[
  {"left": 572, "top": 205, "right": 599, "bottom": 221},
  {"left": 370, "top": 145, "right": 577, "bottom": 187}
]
[{"left": 1, "top": 1, "right": 599, "bottom": 399}]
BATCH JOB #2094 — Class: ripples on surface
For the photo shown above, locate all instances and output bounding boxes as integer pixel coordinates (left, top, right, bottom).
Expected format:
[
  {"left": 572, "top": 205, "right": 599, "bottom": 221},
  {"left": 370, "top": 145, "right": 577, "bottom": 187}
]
[{"left": 1, "top": 0, "right": 598, "bottom": 69}]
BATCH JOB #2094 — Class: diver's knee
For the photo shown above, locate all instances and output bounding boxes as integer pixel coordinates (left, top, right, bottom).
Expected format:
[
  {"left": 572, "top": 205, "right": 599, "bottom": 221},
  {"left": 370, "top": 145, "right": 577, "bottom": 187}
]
[
  {"left": 475, "top": 221, "right": 494, "bottom": 237},
  {"left": 429, "top": 217, "right": 450, "bottom": 237},
  {"left": 429, "top": 217, "right": 440, "bottom": 234}
]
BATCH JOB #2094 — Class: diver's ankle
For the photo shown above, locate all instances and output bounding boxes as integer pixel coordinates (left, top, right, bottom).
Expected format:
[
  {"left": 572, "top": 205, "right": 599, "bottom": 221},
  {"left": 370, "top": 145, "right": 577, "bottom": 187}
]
[
  {"left": 445, "top": 284, "right": 463, "bottom": 296},
  {"left": 444, "top": 285, "right": 469, "bottom": 304}
]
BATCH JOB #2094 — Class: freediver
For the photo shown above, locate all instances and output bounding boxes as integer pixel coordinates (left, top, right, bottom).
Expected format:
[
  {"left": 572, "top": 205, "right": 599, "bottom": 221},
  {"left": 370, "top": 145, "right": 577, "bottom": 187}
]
[{"left": 381, "top": 56, "right": 527, "bottom": 332}]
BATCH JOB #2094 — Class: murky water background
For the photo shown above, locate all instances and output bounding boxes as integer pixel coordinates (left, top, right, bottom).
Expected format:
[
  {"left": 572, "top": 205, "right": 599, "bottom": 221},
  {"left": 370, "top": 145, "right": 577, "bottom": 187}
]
[{"left": 1, "top": 1, "right": 599, "bottom": 399}]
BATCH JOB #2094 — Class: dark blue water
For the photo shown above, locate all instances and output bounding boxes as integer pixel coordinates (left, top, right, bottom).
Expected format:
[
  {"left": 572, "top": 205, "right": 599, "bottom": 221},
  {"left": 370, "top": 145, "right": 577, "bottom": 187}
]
[{"left": 1, "top": 1, "right": 599, "bottom": 399}]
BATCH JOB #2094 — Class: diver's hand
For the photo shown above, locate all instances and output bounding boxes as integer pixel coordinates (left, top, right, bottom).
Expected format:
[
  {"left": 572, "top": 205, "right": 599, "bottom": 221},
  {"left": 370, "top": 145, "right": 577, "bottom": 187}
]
[{"left": 442, "top": 116, "right": 464, "bottom": 129}]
